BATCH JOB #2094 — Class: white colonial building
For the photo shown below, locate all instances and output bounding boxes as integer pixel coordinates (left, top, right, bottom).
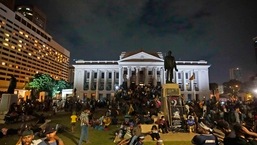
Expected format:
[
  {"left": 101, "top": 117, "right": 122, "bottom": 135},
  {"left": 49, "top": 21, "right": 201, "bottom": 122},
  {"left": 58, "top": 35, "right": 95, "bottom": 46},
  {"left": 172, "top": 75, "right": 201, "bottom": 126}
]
[{"left": 73, "top": 50, "right": 211, "bottom": 101}]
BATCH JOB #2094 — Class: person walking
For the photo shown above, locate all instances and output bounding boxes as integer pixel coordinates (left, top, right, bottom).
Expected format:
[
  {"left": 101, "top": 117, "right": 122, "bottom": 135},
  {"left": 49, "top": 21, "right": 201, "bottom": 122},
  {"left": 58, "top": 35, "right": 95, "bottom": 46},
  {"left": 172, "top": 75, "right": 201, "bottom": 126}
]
[
  {"left": 78, "top": 108, "right": 91, "bottom": 145},
  {"left": 70, "top": 112, "right": 78, "bottom": 133}
]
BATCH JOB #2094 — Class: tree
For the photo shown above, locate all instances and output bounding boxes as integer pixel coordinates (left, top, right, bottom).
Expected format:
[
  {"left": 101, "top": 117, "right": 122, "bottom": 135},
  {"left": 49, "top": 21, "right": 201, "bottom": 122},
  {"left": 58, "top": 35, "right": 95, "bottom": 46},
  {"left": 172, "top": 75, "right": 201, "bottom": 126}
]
[
  {"left": 52, "top": 79, "right": 71, "bottom": 96},
  {"left": 28, "top": 73, "right": 71, "bottom": 99},
  {"left": 28, "top": 73, "right": 55, "bottom": 98},
  {"left": 223, "top": 79, "right": 242, "bottom": 97}
]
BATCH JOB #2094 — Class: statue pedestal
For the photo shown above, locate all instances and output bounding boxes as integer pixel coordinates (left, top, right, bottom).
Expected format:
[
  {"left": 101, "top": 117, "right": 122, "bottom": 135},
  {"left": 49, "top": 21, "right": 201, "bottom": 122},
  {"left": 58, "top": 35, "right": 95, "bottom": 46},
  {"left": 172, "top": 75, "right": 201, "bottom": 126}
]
[
  {"left": 161, "top": 83, "right": 181, "bottom": 127},
  {"left": 0, "top": 94, "right": 18, "bottom": 124}
]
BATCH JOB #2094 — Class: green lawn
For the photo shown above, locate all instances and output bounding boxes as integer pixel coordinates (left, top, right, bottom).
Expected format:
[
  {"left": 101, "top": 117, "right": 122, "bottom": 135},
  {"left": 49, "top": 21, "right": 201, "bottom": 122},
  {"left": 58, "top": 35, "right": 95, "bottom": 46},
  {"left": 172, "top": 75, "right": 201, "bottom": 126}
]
[{"left": 0, "top": 110, "right": 191, "bottom": 145}]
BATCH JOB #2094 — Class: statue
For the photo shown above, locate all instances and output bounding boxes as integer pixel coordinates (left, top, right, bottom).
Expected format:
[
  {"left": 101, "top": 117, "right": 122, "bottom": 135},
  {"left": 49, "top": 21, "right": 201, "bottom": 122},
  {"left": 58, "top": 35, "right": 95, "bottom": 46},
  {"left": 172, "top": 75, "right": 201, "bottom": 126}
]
[
  {"left": 164, "top": 51, "right": 178, "bottom": 83},
  {"left": 7, "top": 75, "right": 17, "bottom": 94}
]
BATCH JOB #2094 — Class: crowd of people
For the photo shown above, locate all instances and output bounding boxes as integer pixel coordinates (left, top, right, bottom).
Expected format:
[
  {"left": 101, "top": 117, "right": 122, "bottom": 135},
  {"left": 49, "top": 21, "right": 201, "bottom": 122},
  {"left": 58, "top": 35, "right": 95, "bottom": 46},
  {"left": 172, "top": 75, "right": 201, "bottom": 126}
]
[{"left": 2, "top": 82, "right": 257, "bottom": 145}]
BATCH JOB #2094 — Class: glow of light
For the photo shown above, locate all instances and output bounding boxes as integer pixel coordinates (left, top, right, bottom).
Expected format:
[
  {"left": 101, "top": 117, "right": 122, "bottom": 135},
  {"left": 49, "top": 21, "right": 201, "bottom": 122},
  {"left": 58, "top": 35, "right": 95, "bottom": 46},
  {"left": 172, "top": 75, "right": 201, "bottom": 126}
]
[
  {"left": 2, "top": 62, "right": 6, "bottom": 65},
  {"left": 254, "top": 89, "right": 257, "bottom": 94},
  {"left": 3, "top": 42, "right": 9, "bottom": 46}
]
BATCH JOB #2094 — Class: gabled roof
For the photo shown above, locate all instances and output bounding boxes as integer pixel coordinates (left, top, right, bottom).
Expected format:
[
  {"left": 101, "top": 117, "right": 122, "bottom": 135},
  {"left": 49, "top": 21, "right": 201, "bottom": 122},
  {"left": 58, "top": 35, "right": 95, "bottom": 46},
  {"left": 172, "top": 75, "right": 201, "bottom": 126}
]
[{"left": 119, "top": 50, "right": 164, "bottom": 62}]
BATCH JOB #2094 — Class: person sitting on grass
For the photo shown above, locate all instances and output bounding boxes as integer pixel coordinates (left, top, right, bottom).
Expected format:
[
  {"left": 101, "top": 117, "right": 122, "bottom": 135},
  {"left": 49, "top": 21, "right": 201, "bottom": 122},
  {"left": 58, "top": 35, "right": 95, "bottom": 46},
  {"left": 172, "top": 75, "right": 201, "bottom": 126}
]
[
  {"left": 157, "top": 116, "right": 169, "bottom": 134},
  {"left": 187, "top": 115, "right": 196, "bottom": 133},
  {"left": 117, "top": 123, "right": 134, "bottom": 145},
  {"left": 149, "top": 125, "right": 160, "bottom": 141},
  {"left": 134, "top": 135, "right": 145, "bottom": 145}
]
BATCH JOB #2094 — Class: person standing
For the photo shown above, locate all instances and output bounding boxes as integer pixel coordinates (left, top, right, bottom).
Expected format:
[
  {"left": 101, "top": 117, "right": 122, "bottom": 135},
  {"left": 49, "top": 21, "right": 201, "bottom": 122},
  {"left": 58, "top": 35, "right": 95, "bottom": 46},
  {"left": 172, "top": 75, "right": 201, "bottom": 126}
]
[
  {"left": 78, "top": 108, "right": 90, "bottom": 145},
  {"left": 70, "top": 112, "right": 78, "bottom": 133}
]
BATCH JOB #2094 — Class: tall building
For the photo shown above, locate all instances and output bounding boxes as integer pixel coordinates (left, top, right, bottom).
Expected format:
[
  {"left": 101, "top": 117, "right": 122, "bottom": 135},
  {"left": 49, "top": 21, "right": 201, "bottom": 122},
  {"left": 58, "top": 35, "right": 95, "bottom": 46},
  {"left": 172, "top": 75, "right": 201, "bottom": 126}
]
[
  {"left": 0, "top": 3, "right": 70, "bottom": 93},
  {"left": 73, "top": 50, "right": 211, "bottom": 101},
  {"left": 0, "top": 0, "right": 15, "bottom": 11},
  {"left": 229, "top": 68, "right": 242, "bottom": 81},
  {"left": 16, "top": 5, "right": 46, "bottom": 30}
]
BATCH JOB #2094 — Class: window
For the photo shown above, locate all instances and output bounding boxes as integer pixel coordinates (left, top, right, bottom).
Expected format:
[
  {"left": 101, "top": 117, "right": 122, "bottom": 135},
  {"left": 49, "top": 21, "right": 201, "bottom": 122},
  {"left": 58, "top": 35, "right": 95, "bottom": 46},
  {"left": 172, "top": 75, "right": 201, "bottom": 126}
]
[
  {"left": 178, "top": 73, "right": 181, "bottom": 79},
  {"left": 116, "top": 72, "right": 119, "bottom": 79},
  {"left": 108, "top": 72, "right": 112, "bottom": 78},
  {"left": 101, "top": 72, "right": 104, "bottom": 78}
]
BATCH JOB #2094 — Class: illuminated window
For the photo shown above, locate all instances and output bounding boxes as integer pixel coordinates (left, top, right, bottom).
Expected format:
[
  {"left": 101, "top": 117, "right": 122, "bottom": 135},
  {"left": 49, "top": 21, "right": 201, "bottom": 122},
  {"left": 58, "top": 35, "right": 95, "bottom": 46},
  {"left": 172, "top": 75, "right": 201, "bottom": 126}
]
[
  {"left": 5, "top": 33, "right": 9, "bottom": 37},
  {"left": 18, "top": 44, "right": 22, "bottom": 47},
  {"left": 19, "top": 31, "right": 23, "bottom": 35},
  {"left": 28, "top": 53, "right": 31, "bottom": 56},
  {"left": 18, "top": 48, "right": 21, "bottom": 51},
  {"left": 2, "top": 62, "right": 6, "bottom": 65},
  {"left": 11, "top": 46, "right": 15, "bottom": 49},
  {"left": 3, "top": 42, "right": 9, "bottom": 46},
  {"left": 5, "top": 38, "right": 9, "bottom": 41},
  {"left": 18, "top": 40, "right": 22, "bottom": 43},
  {"left": 37, "top": 56, "right": 40, "bottom": 59},
  {"left": 16, "top": 66, "right": 19, "bottom": 69}
]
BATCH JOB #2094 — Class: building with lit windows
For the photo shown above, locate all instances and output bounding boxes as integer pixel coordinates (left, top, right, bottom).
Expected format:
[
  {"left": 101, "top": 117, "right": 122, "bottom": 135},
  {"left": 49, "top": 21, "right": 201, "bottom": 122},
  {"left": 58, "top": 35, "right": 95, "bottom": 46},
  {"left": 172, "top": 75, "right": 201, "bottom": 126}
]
[
  {"left": 0, "top": 3, "right": 70, "bottom": 93},
  {"left": 16, "top": 5, "right": 46, "bottom": 30},
  {"left": 229, "top": 67, "right": 242, "bottom": 81},
  {"left": 73, "top": 50, "right": 211, "bottom": 101}
]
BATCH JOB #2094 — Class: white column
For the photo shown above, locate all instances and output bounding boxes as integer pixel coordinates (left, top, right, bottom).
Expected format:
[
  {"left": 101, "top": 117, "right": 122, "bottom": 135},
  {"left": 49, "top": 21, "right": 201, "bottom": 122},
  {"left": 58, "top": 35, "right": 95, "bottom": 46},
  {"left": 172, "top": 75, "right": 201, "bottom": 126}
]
[
  {"left": 104, "top": 70, "right": 107, "bottom": 90},
  {"left": 160, "top": 67, "right": 165, "bottom": 84},
  {"left": 111, "top": 70, "right": 115, "bottom": 90},
  {"left": 127, "top": 67, "right": 131, "bottom": 88},
  {"left": 89, "top": 70, "right": 93, "bottom": 91},
  {"left": 183, "top": 71, "right": 187, "bottom": 91},
  {"left": 145, "top": 67, "right": 149, "bottom": 85},
  {"left": 119, "top": 67, "right": 123, "bottom": 86},
  {"left": 136, "top": 67, "right": 139, "bottom": 85},
  {"left": 153, "top": 67, "right": 157, "bottom": 86},
  {"left": 96, "top": 69, "right": 100, "bottom": 100}
]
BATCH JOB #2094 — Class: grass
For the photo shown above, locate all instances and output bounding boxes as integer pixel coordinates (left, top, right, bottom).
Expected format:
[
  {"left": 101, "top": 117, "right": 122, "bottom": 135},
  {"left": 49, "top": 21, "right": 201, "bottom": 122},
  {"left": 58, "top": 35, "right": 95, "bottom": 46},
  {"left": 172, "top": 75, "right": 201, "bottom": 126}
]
[{"left": 0, "top": 110, "right": 191, "bottom": 145}]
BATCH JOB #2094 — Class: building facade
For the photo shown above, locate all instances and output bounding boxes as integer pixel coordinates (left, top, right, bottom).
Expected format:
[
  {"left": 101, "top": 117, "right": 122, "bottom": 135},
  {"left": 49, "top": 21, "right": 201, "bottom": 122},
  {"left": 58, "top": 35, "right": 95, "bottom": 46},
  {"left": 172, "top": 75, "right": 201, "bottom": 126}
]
[
  {"left": 229, "top": 67, "right": 242, "bottom": 81},
  {"left": 0, "top": 3, "right": 70, "bottom": 92},
  {"left": 16, "top": 5, "right": 46, "bottom": 30},
  {"left": 73, "top": 51, "right": 211, "bottom": 101}
]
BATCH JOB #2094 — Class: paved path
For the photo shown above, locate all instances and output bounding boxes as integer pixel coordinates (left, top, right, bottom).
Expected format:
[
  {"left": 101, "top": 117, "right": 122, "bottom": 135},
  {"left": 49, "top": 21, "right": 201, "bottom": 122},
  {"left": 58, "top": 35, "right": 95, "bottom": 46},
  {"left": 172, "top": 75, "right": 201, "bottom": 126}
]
[{"left": 144, "top": 132, "right": 196, "bottom": 142}]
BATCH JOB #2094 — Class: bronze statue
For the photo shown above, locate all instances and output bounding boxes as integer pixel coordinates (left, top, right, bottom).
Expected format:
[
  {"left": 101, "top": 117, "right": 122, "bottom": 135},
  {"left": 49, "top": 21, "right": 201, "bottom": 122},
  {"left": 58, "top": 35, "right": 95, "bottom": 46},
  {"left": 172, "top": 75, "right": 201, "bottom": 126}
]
[
  {"left": 7, "top": 75, "right": 17, "bottom": 94},
  {"left": 164, "top": 51, "right": 178, "bottom": 83}
]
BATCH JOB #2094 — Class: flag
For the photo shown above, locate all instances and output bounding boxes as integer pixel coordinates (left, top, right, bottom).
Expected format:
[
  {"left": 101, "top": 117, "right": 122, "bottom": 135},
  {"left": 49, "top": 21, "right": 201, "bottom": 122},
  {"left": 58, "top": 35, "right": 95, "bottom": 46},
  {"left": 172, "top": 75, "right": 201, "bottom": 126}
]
[{"left": 189, "top": 73, "right": 195, "bottom": 81}]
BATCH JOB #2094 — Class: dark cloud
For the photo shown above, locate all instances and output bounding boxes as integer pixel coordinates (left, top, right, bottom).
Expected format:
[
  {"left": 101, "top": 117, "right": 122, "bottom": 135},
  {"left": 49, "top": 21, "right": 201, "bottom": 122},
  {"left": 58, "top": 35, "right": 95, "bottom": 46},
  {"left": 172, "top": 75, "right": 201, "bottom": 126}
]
[{"left": 15, "top": 0, "right": 257, "bottom": 84}]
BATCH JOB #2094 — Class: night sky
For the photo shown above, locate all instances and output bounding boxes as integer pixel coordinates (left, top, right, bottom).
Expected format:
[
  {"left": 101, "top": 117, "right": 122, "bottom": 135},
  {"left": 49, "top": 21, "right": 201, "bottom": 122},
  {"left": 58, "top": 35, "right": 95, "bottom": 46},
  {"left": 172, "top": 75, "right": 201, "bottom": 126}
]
[{"left": 16, "top": 0, "right": 257, "bottom": 84}]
